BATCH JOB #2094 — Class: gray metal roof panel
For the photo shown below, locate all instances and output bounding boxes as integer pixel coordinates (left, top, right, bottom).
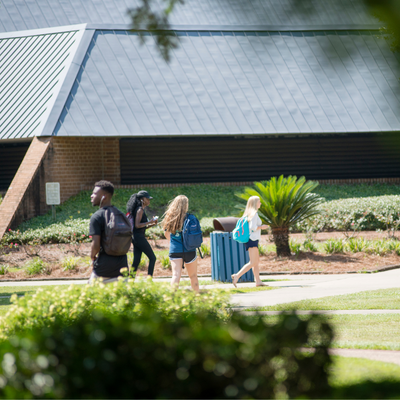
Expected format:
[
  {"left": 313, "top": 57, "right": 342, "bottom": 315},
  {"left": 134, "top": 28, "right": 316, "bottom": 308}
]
[
  {"left": 0, "top": 0, "right": 379, "bottom": 33},
  {"left": 0, "top": 26, "right": 88, "bottom": 140}
]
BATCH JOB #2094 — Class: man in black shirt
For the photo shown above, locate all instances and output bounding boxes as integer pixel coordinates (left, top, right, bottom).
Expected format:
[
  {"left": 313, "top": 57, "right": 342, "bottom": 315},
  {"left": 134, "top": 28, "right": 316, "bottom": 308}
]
[{"left": 89, "top": 180, "right": 128, "bottom": 282}]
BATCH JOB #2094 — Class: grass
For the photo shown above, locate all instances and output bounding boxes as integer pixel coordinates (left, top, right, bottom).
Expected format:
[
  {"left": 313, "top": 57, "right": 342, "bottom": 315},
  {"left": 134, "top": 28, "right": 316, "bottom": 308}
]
[
  {"left": 16, "top": 185, "right": 247, "bottom": 233},
  {"left": 0, "top": 285, "right": 59, "bottom": 307},
  {"left": 261, "top": 314, "right": 400, "bottom": 351},
  {"left": 253, "top": 288, "right": 400, "bottom": 311},
  {"left": 12, "top": 183, "right": 400, "bottom": 233},
  {"left": 312, "top": 183, "right": 400, "bottom": 202},
  {"left": 328, "top": 314, "right": 400, "bottom": 350},
  {"left": 329, "top": 356, "right": 400, "bottom": 387}
]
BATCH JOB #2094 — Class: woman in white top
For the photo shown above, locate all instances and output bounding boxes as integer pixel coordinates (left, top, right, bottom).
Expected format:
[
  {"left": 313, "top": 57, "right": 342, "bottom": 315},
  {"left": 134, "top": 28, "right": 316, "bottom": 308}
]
[{"left": 232, "top": 196, "right": 268, "bottom": 287}]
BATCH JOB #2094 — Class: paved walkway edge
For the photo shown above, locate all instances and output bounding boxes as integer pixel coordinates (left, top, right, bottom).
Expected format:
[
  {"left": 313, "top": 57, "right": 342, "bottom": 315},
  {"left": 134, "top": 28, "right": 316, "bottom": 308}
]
[
  {"left": 259, "top": 264, "right": 400, "bottom": 275},
  {"left": 236, "top": 310, "right": 400, "bottom": 315},
  {"left": 328, "top": 348, "right": 400, "bottom": 366}
]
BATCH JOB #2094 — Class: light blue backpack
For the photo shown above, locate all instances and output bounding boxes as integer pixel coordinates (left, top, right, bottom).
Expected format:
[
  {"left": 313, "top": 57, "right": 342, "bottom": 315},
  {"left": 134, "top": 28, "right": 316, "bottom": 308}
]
[{"left": 232, "top": 217, "right": 250, "bottom": 243}]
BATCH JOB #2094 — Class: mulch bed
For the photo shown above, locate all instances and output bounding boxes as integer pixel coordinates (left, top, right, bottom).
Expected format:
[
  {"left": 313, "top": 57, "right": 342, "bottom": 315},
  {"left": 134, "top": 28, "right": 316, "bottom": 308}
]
[{"left": 0, "top": 231, "right": 399, "bottom": 280}]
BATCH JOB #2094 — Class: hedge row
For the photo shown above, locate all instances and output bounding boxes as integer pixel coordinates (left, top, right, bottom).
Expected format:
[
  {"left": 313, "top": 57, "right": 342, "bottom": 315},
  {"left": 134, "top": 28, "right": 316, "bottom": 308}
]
[
  {"left": 294, "top": 195, "right": 400, "bottom": 233},
  {"left": 0, "top": 280, "right": 333, "bottom": 399},
  {"left": 1, "top": 218, "right": 214, "bottom": 246}
]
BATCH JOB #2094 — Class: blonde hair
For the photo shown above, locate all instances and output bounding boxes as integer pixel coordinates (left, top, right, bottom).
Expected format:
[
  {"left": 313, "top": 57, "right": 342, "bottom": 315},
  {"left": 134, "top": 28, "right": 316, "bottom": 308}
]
[
  {"left": 162, "top": 195, "right": 189, "bottom": 234},
  {"left": 242, "top": 196, "right": 260, "bottom": 222}
]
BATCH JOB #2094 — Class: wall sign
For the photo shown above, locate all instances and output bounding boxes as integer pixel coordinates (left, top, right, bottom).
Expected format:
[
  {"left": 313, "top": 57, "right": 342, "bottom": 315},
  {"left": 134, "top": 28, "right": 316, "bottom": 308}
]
[{"left": 46, "top": 182, "right": 60, "bottom": 205}]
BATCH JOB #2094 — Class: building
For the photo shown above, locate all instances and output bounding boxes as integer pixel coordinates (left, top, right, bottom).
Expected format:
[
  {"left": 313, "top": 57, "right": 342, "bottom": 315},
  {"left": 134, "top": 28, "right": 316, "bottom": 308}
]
[{"left": 1, "top": 0, "right": 400, "bottom": 237}]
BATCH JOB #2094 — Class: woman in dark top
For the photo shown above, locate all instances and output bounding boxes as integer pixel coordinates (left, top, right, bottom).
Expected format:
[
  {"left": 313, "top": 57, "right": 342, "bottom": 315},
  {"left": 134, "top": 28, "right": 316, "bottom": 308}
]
[{"left": 126, "top": 190, "right": 158, "bottom": 278}]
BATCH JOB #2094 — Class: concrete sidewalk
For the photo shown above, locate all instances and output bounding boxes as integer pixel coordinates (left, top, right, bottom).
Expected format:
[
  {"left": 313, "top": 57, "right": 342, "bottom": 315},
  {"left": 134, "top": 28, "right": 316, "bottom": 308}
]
[
  {"left": 329, "top": 348, "right": 400, "bottom": 367},
  {"left": 230, "top": 268, "right": 400, "bottom": 309}
]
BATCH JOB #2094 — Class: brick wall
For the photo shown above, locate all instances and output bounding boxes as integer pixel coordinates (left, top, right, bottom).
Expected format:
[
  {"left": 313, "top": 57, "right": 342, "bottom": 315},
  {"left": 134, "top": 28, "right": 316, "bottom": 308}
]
[
  {"left": 0, "top": 137, "right": 51, "bottom": 238},
  {"left": 46, "top": 137, "right": 120, "bottom": 202},
  {"left": 0, "top": 136, "right": 121, "bottom": 239}
]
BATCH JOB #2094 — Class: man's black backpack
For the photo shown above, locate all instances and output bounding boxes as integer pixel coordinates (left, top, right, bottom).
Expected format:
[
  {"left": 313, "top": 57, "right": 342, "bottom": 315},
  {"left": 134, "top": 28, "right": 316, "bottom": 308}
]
[{"left": 102, "top": 206, "right": 132, "bottom": 256}]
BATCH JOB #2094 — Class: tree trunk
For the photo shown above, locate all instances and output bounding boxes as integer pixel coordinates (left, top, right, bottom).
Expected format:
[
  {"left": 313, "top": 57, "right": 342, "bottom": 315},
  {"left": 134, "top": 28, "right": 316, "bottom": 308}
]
[{"left": 271, "top": 226, "right": 291, "bottom": 257}]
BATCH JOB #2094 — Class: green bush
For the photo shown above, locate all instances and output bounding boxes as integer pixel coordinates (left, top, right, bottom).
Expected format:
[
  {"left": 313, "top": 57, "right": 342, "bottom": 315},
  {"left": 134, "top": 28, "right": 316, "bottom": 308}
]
[
  {"left": 61, "top": 256, "right": 80, "bottom": 272},
  {"left": 346, "top": 238, "right": 367, "bottom": 253},
  {"left": 365, "top": 240, "right": 391, "bottom": 256},
  {"left": 0, "top": 264, "right": 9, "bottom": 275},
  {"left": 303, "top": 239, "right": 318, "bottom": 252},
  {"left": 2, "top": 219, "right": 91, "bottom": 246},
  {"left": 0, "top": 281, "right": 230, "bottom": 340},
  {"left": 200, "top": 242, "right": 211, "bottom": 256},
  {"left": 290, "top": 240, "right": 301, "bottom": 256},
  {"left": 295, "top": 195, "right": 400, "bottom": 233},
  {"left": 0, "top": 310, "right": 333, "bottom": 399},
  {"left": 258, "top": 244, "right": 270, "bottom": 256},
  {"left": 324, "top": 239, "right": 345, "bottom": 254},
  {"left": 25, "top": 258, "right": 51, "bottom": 276},
  {"left": 160, "top": 255, "right": 171, "bottom": 269},
  {"left": 1, "top": 217, "right": 215, "bottom": 246}
]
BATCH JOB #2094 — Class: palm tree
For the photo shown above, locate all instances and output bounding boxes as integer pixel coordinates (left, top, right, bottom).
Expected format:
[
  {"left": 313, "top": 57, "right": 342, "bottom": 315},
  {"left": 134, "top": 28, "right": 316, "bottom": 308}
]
[{"left": 236, "top": 175, "right": 323, "bottom": 257}]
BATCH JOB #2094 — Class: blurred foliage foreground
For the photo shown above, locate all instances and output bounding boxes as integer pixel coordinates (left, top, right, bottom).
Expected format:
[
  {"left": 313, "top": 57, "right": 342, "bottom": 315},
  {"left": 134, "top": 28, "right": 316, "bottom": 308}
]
[{"left": 0, "top": 280, "right": 335, "bottom": 399}]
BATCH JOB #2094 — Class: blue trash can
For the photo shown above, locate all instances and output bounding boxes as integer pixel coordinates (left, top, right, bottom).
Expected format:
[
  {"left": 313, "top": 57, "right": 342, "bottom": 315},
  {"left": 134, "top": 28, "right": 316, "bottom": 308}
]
[{"left": 210, "top": 231, "right": 254, "bottom": 283}]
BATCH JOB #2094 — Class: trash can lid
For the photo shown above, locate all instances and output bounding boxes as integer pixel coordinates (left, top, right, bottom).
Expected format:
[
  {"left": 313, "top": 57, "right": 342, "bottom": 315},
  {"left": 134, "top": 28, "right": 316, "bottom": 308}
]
[{"left": 213, "top": 217, "right": 239, "bottom": 232}]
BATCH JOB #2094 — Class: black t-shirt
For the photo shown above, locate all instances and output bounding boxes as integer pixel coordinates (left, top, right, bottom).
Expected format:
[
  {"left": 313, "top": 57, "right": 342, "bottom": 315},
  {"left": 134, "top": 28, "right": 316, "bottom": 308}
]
[{"left": 89, "top": 207, "right": 128, "bottom": 278}]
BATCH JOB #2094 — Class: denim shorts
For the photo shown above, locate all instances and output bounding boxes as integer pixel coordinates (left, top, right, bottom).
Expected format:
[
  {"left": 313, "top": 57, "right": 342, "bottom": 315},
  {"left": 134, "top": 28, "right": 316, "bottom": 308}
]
[
  {"left": 245, "top": 239, "right": 259, "bottom": 251},
  {"left": 169, "top": 251, "right": 197, "bottom": 264}
]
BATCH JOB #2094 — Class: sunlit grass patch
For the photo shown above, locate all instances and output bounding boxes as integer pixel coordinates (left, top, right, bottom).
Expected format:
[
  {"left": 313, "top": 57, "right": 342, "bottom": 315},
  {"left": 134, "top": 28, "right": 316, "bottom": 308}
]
[
  {"left": 255, "top": 288, "right": 400, "bottom": 311},
  {"left": 329, "top": 356, "right": 400, "bottom": 387}
]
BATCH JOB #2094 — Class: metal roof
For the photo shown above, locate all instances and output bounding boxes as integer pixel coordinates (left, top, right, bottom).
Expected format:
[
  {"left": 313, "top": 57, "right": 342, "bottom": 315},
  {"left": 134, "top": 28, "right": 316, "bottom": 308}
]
[
  {"left": 54, "top": 30, "right": 400, "bottom": 137},
  {"left": 0, "top": 0, "right": 378, "bottom": 32},
  {"left": 0, "top": 26, "right": 90, "bottom": 140}
]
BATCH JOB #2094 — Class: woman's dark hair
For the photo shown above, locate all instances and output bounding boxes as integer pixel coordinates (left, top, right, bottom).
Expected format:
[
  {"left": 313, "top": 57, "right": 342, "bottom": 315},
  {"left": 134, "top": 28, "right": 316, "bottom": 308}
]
[{"left": 126, "top": 193, "right": 143, "bottom": 215}]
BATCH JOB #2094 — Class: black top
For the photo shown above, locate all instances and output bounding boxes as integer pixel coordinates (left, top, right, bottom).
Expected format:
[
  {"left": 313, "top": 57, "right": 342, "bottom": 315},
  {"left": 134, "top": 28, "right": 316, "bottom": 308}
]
[
  {"left": 133, "top": 207, "right": 149, "bottom": 235},
  {"left": 89, "top": 207, "right": 128, "bottom": 278}
]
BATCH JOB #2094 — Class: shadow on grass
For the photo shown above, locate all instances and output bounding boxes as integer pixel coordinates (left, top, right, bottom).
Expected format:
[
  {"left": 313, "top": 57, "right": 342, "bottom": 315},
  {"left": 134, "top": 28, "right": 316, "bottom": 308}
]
[
  {"left": 0, "top": 291, "right": 31, "bottom": 306},
  {"left": 330, "top": 380, "right": 400, "bottom": 399}
]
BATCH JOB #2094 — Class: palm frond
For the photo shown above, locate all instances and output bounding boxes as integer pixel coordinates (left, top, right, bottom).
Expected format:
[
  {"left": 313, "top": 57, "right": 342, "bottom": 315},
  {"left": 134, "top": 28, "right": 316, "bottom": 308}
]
[{"left": 235, "top": 175, "right": 324, "bottom": 228}]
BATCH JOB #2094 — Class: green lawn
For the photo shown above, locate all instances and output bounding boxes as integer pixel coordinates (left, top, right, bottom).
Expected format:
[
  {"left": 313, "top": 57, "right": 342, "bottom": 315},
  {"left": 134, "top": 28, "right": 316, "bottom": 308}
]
[
  {"left": 254, "top": 288, "right": 400, "bottom": 311},
  {"left": 329, "top": 314, "right": 400, "bottom": 350},
  {"left": 0, "top": 285, "right": 59, "bottom": 312},
  {"left": 12, "top": 182, "right": 400, "bottom": 232},
  {"left": 262, "top": 314, "right": 400, "bottom": 350},
  {"left": 329, "top": 356, "right": 400, "bottom": 387}
]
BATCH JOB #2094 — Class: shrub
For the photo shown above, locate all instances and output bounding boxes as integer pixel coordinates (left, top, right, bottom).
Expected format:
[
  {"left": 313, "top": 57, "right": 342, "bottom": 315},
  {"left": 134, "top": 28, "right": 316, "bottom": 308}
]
[
  {"left": 1, "top": 217, "right": 215, "bottom": 246},
  {"left": 200, "top": 242, "right": 210, "bottom": 256},
  {"left": 25, "top": 258, "right": 51, "bottom": 276},
  {"left": 290, "top": 240, "right": 301, "bottom": 256},
  {"left": 324, "top": 239, "right": 344, "bottom": 254},
  {"left": 160, "top": 255, "right": 171, "bottom": 269},
  {"left": 61, "top": 256, "right": 80, "bottom": 271},
  {"left": 295, "top": 195, "right": 400, "bottom": 233},
  {"left": 346, "top": 238, "right": 367, "bottom": 253},
  {"left": 0, "top": 280, "right": 230, "bottom": 339},
  {"left": 258, "top": 244, "right": 269, "bottom": 256},
  {"left": 386, "top": 240, "right": 400, "bottom": 252},
  {"left": 0, "top": 310, "right": 333, "bottom": 399},
  {"left": 366, "top": 240, "right": 390, "bottom": 256},
  {"left": 0, "top": 265, "right": 9, "bottom": 275},
  {"left": 139, "top": 255, "right": 149, "bottom": 268},
  {"left": 303, "top": 239, "right": 318, "bottom": 252}
]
